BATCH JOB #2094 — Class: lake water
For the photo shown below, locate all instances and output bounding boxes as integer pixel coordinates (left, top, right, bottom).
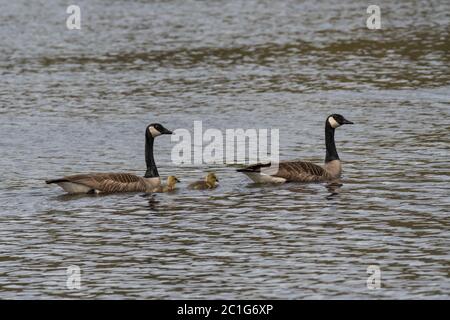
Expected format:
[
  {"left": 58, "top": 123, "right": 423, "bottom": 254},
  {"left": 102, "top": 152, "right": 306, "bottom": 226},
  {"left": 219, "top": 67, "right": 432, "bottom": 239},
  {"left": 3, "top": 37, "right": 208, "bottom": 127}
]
[{"left": 0, "top": 0, "right": 449, "bottom": 299}]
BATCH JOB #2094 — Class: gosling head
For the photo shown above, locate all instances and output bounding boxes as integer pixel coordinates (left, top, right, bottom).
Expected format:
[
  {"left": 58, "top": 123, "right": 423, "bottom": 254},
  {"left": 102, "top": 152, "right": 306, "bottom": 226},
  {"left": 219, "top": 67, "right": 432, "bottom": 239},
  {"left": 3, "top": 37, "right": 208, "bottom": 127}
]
[
  {"left": 205, "top": 173, "right": 219, "bottom": 187},
  {"left": 326, "top": 114, "right": 354, "bottom": 129},
  {"left": 147, "top": 123, "right": 173, "bottom": 138},
  {"left": 167, "top": 176, "right": 180, "bottom": 188}
]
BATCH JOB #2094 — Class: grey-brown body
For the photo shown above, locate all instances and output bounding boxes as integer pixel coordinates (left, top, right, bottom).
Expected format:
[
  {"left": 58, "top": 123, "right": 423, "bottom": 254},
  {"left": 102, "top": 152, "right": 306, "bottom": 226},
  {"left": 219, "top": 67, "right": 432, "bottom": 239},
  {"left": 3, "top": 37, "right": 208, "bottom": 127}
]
[
  {"left": 46, "top": 173, "right": 160, "bottom": 194},
  {"left": 241, "top": 159, "right": 341, "bottom": 183}
]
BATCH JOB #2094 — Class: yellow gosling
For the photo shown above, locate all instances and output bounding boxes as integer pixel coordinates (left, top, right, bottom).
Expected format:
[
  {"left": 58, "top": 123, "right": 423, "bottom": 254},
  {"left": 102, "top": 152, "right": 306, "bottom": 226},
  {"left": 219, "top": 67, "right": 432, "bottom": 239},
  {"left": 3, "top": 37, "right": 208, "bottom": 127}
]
[
  {"left": 188, "top": 173, "right": 219, "bottom": 190},
  {"left": 152, "top": 176, "right": 180, "bottom": 193}
]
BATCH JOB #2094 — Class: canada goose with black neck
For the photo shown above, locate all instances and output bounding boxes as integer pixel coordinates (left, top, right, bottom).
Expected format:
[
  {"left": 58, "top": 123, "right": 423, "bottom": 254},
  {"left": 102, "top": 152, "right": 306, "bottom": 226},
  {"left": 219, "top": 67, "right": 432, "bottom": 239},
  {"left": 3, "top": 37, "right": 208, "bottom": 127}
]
[
  {"left": 45, "top": 123, "right": 173, "bottom": 194},
  {"left": 237, "top": 114, "right": 353, "bottom": 183}
]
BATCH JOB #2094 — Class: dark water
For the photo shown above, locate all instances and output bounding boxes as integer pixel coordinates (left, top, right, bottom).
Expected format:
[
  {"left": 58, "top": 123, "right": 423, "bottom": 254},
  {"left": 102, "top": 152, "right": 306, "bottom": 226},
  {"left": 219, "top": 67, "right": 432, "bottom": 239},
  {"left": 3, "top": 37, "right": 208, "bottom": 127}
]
[{"left": 0, "top": 0, "right": 449, "bottom": 299}]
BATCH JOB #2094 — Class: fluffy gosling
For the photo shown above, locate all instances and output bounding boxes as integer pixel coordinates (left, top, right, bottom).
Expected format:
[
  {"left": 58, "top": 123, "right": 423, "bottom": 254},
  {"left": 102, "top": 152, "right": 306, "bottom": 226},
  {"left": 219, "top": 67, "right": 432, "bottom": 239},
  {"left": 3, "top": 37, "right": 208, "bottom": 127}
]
[
  {"left": 188, "top": 173, "right": 219, "bottom": 190},
  {"left": 152, "top": 176, "right": 180, "bottom": 193}
]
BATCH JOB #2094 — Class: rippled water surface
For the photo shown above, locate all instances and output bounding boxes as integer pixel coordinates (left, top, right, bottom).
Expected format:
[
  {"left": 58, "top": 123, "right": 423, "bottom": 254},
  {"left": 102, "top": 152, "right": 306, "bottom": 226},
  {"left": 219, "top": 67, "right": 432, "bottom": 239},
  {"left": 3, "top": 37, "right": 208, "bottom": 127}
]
[{"left": 0, "top": 0, "right": 449, "bottom": 299}]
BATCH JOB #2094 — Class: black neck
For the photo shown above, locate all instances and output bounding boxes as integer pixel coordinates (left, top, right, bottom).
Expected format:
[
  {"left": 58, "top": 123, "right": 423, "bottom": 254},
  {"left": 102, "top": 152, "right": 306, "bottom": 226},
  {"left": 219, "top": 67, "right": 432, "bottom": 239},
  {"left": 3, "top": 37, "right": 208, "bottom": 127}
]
[
  {"left": 325, "top": 122, "right": 339, "bottom": 163},
  {"left": 144, "top": 133, "right": 159, "bottom": 178}
]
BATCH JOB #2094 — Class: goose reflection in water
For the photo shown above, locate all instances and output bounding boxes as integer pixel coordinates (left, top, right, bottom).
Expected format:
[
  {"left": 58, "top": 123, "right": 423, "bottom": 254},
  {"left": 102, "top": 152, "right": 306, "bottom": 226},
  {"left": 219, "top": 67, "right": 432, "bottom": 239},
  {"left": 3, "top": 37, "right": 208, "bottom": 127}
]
[{"left": 325, "top": 181, "right": 343, "bottom": 199}]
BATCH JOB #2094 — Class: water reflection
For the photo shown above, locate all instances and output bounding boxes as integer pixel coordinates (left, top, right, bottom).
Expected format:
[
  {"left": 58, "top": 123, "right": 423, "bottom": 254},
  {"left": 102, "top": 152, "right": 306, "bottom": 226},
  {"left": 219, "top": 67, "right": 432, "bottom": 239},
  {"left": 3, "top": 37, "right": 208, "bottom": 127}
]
[
  {"left": 142, "top": 193, "right": 161, "bottom": 212},
  {"left": 325, "top": 181, "right": 343, "bottom": 200},
  {"left": 0, "top": 0, "right": 449, "bottom": 299}
]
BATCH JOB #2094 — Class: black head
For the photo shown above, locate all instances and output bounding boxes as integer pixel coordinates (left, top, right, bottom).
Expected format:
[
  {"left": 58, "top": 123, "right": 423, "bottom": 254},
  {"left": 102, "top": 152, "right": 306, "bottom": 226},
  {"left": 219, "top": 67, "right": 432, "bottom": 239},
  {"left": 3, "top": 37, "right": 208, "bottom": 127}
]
[
  {"left": 326, "top": 114, "right": 354, "bottom": 129},
  {"left": 146, "top": 123, "right": 173, "bottom": 138}
]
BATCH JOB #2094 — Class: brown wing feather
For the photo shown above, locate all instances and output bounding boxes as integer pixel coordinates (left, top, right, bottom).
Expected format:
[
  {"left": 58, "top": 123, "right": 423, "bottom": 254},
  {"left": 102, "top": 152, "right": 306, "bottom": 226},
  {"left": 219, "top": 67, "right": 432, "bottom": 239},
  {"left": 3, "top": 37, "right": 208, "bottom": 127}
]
[
  {"left": 63, "top": 173, "right": 148, "bottom": 193},
  {"left": 238, "top": 161, "right": 331, "bottom": 182},
  {"left": 274, "top": 161, "right": 331, "bottom": 182}
]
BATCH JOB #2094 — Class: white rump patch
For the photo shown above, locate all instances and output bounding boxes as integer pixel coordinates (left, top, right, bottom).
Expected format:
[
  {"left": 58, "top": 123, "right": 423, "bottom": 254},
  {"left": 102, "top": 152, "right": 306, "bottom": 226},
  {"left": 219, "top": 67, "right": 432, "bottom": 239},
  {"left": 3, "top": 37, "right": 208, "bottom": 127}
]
[
  {"left": 149, "top": 126, "right": 161, "bottom": 137},
  {"left": 242, "top": 172, "right": 286, "bottom": 184},
  {"left": 328, "top": 116, "right": 340, "bottom": 129},
  {"left": 57, "top": 182, "right": 93, "bottom": 194}
]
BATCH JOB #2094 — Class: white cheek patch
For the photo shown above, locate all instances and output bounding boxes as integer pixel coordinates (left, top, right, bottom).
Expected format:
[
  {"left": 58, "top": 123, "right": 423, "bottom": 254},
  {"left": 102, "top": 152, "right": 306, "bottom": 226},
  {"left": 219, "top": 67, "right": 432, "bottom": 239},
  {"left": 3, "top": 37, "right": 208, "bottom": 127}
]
[
  {"left": 328, "top": 116, "right": 340, "bottom": 129},
  {"left": 149, "top": 126, "right": 161, "bottom": 137}
]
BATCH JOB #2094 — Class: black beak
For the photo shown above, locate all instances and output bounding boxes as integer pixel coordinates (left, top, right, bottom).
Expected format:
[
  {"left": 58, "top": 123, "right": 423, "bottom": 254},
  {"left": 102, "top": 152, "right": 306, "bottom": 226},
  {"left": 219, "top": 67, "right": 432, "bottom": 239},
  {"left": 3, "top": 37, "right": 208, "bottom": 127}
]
[
  {"left": 176, "top": 178, "right": 180, "bottom": 182},
  {"left": 161, "top": 127, "right": 173, "bottom": 135},
  {"left": 216, "top": 178, "right": 219, "bottom": 182},
  {"left": 342, "top": 118, "right": 354, "bottom": 125}
]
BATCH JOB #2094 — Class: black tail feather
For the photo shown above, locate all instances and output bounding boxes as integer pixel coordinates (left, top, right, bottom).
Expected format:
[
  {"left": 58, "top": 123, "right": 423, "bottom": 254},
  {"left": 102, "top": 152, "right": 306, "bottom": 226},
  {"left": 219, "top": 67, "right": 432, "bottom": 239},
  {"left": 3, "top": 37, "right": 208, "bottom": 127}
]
[
  {"left": 236, "top": 168, "right": 256, "bottom": 173},
  {"left": 236, "top": 163, "right": 271, "bottom": 173},
  {"left": 45, "top": 178, "right": 68, "bottom": 184}
]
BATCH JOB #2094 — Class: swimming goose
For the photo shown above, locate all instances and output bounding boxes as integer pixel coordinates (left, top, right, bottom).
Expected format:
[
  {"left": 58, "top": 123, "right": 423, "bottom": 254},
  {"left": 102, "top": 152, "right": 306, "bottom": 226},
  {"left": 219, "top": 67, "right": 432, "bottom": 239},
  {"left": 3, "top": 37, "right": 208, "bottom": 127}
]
[
  {"left": 45, "top": 123, "right": 173, "bottom": 194},
  {"left": 237, "top": 114, "right": 353, "bottom": 183},
  {"left": 188, "top": 173, "right": 219, "bottom": 190},
  {"left": 151, "top": 176, "right": 180, "bottom": 193}
]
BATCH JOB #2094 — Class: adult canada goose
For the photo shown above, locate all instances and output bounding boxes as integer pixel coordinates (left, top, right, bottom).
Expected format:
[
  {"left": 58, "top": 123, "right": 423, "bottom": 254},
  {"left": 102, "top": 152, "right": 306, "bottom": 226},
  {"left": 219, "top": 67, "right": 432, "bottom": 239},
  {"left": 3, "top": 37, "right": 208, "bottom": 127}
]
[
  {"left": 188, "top": 173, "right": 219, "bottom": 190},
  {"left": 151, "top": 176, "right": 180, "bottom": 193},
  {"left": 237, "top": 114, "right": 353, "bottom": 183},
  {"left": 45, "top": 123, "right": 173, "bottom": 194}
]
